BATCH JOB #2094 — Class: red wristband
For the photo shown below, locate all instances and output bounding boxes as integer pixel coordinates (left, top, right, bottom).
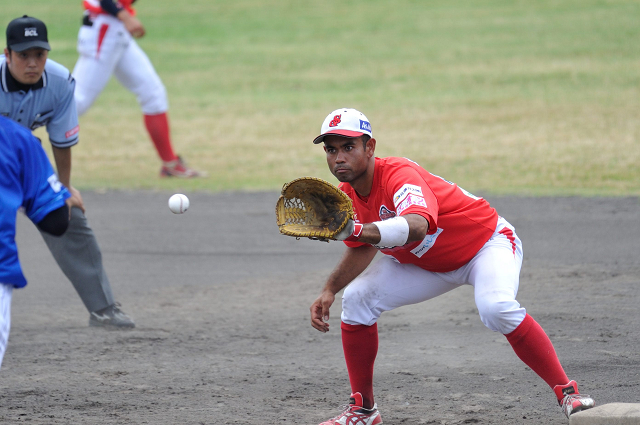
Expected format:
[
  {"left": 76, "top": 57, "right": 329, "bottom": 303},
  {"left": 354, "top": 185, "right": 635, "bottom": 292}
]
[{"left": 344, "top": 223, "right": 364, "bottom": 242}]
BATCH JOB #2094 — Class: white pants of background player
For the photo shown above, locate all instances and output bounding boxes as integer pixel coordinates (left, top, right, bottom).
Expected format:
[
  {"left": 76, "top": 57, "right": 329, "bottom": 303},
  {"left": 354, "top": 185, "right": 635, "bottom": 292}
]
[
  {"left": 0, "top": 284, "right": 13, "bottom": 371},
  {"left": 342, "top": 217, "right": 525, "bottom": 335},
  {"left": 73, "top": 14, "right": 168, "bottom": 116}
]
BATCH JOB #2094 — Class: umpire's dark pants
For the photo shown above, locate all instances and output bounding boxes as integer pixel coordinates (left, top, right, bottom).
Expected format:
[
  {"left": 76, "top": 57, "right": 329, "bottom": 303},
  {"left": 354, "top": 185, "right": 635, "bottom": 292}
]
[{"left": 39, "top": 207, "right": 115, "bottom": 313}]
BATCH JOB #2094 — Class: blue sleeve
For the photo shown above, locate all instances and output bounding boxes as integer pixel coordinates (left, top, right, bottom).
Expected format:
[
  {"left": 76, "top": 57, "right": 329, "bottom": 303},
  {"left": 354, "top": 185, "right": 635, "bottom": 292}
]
[
  {"left": 46, "top": 74, "right": 79, "bottom": 148},
  {"left": 19, "top": 132, "right": 70, "bottom": 224}
]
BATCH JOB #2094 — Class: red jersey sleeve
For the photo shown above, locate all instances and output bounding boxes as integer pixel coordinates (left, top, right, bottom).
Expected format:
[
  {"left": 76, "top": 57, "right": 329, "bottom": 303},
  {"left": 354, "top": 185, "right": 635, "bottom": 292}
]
[{"left": 385, "top": 163, "right": 439, "bottom": 235}]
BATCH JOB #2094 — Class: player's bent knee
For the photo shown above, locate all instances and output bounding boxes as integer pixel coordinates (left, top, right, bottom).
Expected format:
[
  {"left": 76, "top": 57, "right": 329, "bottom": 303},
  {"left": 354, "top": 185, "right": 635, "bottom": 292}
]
[
  {"left": 138, "top": 84, "right": 168, "bottom": 115},
  {"left": 75, "top": 96, "right": 89, "bottom": 116},
  {"left": 341, "top": 286, "right": 379, "bottom": 326},
  {"left": 74, "top": 91, "right": 98, "bottom": 116},
  {"left": 477, "top": 298, "right": 525, "bottom": 334}
]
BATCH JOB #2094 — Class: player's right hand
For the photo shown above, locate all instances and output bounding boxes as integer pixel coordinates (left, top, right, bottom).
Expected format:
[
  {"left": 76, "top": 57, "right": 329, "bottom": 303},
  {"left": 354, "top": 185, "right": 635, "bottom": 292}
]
[
  {"left": 66, "top": 186, "right": 86, "bottom": 214},
  {"left": 310, "top": 290, "right": 335, "bottom": 333},
  {"left": 120, "top": 12, "right": 145, "bottom": 38}
]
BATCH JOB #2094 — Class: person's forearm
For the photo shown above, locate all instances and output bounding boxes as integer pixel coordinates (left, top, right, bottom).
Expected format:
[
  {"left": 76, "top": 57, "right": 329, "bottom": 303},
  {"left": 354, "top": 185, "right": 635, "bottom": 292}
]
[
  {"left": 116, "top": 8, "right": 133, "bottom": 22},
  {"left": 343, "top": 214, "right": 430, "bottom": 246},
  {"left": 51, "top": 146, "right": 71, "bottom": 188},
  {"left": 324, "top": 245, "right": 378, "bottom": 295},
  {"left": 116, "top": 8, "right": 145, "bottom": 37}
]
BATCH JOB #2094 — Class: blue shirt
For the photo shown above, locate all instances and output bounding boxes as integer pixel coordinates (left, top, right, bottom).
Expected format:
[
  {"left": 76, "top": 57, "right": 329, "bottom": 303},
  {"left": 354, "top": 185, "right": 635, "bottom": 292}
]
[
  {"left": 0, "top": 116, "right": 70, "bottom": 288},
  {"left": 0, "top": 55, "right": 79, "bottom": 148}
]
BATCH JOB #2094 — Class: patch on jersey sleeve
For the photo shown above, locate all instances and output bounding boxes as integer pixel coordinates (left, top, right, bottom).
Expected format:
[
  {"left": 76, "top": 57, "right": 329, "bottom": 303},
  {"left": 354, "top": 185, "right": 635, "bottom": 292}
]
[
  {"left": 396, "top": 193, "right": 427, "bottom": 214},
  {"left": 410, "top": 227, "right": 444, "bottom": 258},
  {"left": 378, "top": 205, "right": 396, "bottom": 220},
  {"left": 393, "top": 184, "right": 424, "bottom": 207},
  {"left": 47, "top": 174, "right": 63, "bottom": 193},
  {"left": 65, "top": 125, "right": 79, "bottom": 138}
]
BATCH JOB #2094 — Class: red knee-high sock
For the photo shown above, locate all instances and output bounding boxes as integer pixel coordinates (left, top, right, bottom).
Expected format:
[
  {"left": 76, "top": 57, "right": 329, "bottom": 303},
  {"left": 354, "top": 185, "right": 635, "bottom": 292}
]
[
  {"left": 505, "top": 314, "right": 569, "bottom": 388},
  {"left": 341, "top": 322, "right": 378, "bottom": 410},
  {"left": 143, "top": 112, "right": 177, "bottom": 162}
]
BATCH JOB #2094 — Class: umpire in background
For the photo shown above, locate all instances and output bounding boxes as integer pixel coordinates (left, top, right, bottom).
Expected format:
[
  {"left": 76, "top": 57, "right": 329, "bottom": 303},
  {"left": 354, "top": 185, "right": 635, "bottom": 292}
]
[{"left": 1, "top": 15, "right": 134, "bottom": 328}]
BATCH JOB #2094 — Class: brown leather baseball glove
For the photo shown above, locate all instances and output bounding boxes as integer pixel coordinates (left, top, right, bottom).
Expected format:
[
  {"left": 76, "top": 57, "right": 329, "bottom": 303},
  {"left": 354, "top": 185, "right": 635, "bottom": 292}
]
[{"left": 275, "top": 177, "right": 354, "bottom": 241}]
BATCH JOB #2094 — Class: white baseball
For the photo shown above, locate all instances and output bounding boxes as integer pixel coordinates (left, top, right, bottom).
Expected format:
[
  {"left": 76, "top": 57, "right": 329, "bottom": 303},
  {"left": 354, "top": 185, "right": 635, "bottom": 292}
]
[{"left": 168, "top": 194, "right": 189, "bottom": 214}]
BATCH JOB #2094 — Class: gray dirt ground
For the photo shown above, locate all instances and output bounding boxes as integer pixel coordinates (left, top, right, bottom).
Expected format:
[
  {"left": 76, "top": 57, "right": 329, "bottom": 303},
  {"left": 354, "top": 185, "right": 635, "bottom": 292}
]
[{"left": 1, "top": 191, "right": 638, "bottom": 425}]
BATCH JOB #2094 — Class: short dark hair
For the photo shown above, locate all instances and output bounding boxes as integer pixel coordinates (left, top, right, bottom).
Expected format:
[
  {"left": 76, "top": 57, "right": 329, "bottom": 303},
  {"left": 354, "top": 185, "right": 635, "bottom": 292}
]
[{"left": 360, "top": 135, "right": 371, "bottom": 147}]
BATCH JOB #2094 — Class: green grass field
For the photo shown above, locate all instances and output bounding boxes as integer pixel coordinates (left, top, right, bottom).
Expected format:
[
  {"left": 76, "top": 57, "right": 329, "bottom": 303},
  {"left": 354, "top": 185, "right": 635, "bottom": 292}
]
[{"left": 6, "top": 0, "right": 640, "bottom": 195}]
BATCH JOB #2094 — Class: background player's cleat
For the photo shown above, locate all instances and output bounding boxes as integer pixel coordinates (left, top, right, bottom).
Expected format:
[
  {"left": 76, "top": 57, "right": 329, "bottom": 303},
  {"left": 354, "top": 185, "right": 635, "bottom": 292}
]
[
  {"left": 553, "top": 380, "right": 595, "bottom": 418},
  {"left": 319, "top": 392, "right": 383, "bottom": 425},
  {"left": 160, "top": 155, "right": 203, "bottom": 178},
  {"left": 89, "top": 303, "right": 135, "bottom": 328}
]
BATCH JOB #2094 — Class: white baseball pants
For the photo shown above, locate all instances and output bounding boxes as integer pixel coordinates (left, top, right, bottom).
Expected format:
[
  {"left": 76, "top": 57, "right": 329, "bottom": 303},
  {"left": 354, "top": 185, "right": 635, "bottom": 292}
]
[
  {"left": 73, "top": 14, "right": 168, "bottom": 116},
  {"left": 341, "top": 217, "right": 526, "bottom": 335},
  {"left": 0, "top": 283, "right": 13, "bottom": 371}
]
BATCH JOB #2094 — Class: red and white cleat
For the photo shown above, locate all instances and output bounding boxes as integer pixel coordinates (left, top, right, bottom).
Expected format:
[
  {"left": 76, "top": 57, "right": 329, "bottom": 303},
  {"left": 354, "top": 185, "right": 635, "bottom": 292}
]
[
  {"left": 319, "top": 392, "right": 382, "bottom": 425},
  {"left": 160, "top": 155, "right": 204, "bottom": 178},
  {"left": 553, "top": 380, "right": 595, "bottom": 418}
]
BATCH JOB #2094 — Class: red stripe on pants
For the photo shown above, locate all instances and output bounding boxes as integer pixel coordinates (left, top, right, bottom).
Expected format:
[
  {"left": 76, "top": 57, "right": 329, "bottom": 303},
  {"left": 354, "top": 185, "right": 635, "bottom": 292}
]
[
  {"left": 96, "top": 24, "right": 109, "bottom": 59},
  {"left": 499, "top": 227, "right": 516, "bottom": 255}
]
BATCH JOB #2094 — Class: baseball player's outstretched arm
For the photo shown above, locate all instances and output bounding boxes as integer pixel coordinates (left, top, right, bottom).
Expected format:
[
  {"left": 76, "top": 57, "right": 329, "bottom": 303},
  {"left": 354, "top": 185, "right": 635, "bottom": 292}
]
[
  {"left": 347, "top": 213, "right": 429, "bottom": 246},
  {"left": 310, "top": 245, "right": 378, "bottom": 333}
]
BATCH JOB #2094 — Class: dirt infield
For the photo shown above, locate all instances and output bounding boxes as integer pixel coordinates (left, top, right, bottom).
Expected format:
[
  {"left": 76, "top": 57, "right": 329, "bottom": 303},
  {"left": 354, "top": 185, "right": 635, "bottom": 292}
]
[{"left": 1, "top": 191, "right": 639, "bottom": 424}]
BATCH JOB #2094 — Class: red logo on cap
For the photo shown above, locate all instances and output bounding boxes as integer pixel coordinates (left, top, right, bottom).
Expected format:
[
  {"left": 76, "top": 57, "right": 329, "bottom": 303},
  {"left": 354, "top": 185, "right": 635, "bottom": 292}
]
[{"left": 329, "top": 115, "right": 341, "bottom": 127}]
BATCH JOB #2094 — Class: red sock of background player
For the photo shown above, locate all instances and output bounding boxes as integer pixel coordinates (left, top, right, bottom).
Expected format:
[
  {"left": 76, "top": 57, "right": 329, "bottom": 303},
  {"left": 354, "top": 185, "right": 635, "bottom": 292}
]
[
  {"left": 505, "top": 314, "right": 569, "bottom": 388},
  {"left": 341, "top": 322, "right": 378, "bottom": 410},
  {"left": 143, "top": 112, "right": 177, "bottom": 162}
]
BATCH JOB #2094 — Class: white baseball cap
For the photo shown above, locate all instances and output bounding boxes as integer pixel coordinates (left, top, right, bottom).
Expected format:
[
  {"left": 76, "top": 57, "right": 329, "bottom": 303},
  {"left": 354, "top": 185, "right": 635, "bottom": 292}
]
[{"left": 312, "top": 108, "right": 372, "bottom": 144}]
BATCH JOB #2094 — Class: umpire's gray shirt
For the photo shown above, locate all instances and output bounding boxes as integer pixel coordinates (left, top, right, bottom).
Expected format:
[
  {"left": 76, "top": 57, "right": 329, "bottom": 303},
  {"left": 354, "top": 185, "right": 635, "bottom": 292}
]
[{"left": 0, "top": 55, "right": 79, "bottom": 148}]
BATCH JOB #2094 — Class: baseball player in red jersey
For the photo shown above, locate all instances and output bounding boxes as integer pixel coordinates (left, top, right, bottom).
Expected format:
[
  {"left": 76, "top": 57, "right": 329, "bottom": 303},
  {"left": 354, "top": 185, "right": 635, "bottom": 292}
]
[
  {"left": 72, "top": 0, "right": 202, "bottom": 178},
  {"left": 309, "top": 108, "right": 595, "bottom": 424}
]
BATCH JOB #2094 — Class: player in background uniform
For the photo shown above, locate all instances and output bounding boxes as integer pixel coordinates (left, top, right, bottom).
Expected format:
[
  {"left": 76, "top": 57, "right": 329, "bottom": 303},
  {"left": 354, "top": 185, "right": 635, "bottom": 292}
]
[
  {"left": 72, "top": 0, "right": 202, "bottom": 178},
  {"left": 0, "top": 115, "right": 71, "bottom": 370},
  {"left": 1, "top": 15, "right": 134, "bottom": 328},
  {"left": 309, "top": 108, "right": 595, "bottom": 424}
]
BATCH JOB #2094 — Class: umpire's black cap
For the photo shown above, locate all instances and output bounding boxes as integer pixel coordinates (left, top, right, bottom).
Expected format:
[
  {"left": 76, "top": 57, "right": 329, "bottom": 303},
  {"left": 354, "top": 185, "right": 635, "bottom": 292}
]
[{"left": 6, "top": 15, "right": 51, "bottom": 52}]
